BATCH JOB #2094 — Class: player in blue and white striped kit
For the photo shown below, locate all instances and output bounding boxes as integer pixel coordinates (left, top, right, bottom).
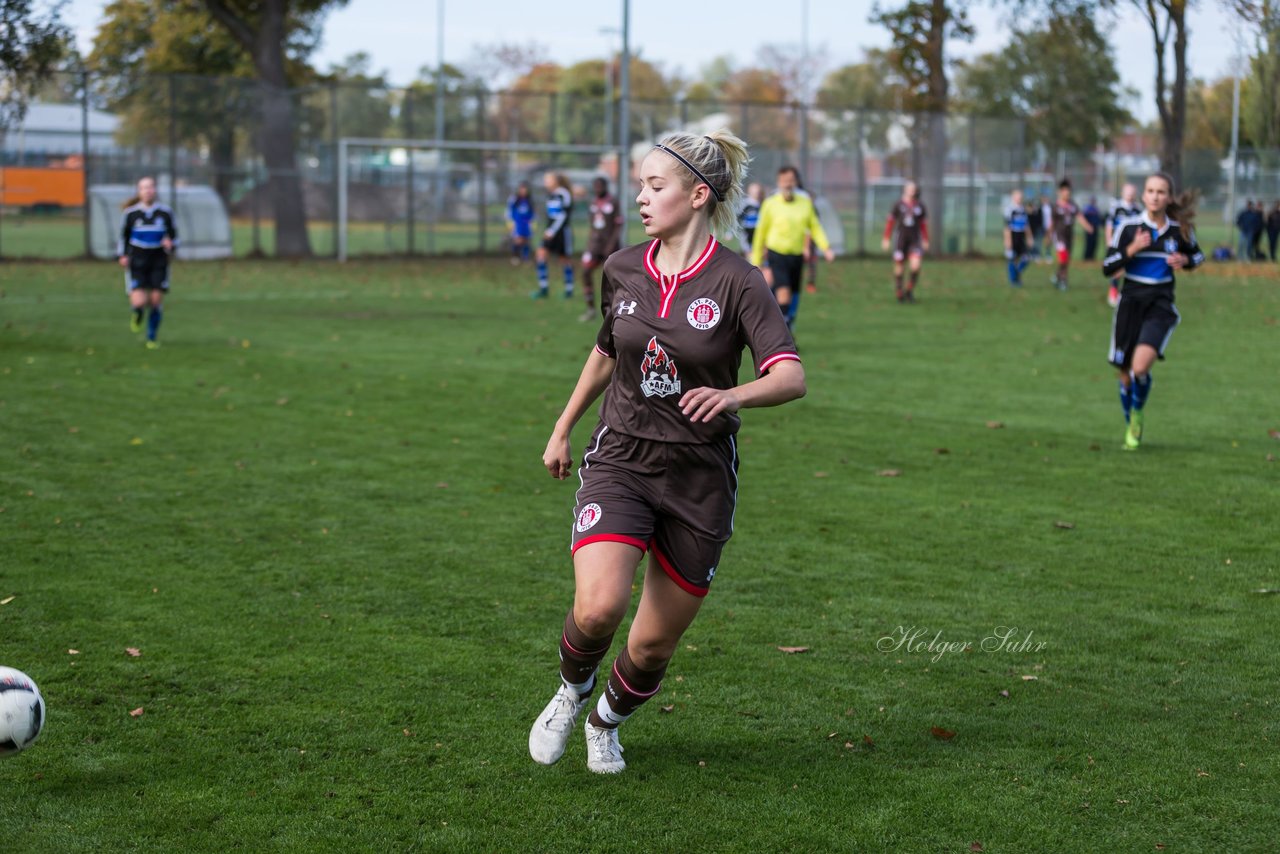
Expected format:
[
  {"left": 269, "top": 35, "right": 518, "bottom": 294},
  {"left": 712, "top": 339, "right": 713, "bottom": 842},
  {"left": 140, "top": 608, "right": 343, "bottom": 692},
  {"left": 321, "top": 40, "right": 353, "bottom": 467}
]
[
  {"left": 117, "top": 176, "right": 177, "bottom": 349},
  {"left": 1105, "top": 183, "right": 1142, "bottom": 307},
  {"left": 532, "top": 172, "right": 575, "bottom": 299},
  {"left": 1002, "top": 189, "right": 1031, "bottom": 287},
  {"left": 1101, "top": 173, "right": 1203, "bottom": 450}
]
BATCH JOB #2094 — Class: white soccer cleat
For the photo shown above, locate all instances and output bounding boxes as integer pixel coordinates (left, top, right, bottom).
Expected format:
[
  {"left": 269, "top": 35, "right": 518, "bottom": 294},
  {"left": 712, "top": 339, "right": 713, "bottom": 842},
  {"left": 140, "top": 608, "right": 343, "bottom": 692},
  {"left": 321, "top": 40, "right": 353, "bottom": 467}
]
[
  {"left": 529, "top": 683, "right": 587, "bottom": 765},
  {"left": 584, "top": 720, "right": 626, "bottom": 774}
]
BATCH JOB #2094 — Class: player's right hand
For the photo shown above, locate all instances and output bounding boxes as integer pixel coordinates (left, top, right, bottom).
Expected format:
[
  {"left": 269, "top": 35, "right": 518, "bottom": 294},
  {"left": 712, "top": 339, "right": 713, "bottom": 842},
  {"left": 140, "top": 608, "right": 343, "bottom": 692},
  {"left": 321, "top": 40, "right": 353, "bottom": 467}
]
[
  {"left": 118, "top": 256, "right": 129, "bottom": 268},
  {"left": 543, "top": 435, "right": 573, "bottom": 480},
  {"left": 880, "top": 238, "right": 890, "bottom": 251},
  {"left": 1004, "top": 248, "right": 1014, "bottom": 260},
  {"left": 1129, "top": 228, "right": 1152, "bottom": 256}
]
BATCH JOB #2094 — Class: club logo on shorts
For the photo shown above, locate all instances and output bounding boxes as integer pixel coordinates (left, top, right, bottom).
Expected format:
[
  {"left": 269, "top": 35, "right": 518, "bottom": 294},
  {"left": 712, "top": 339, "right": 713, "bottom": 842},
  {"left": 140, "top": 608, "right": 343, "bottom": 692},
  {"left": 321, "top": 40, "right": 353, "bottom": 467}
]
[
  {"left": 576, "top": 503, "right": 603, "bottom": 532},
  {"left": 639, "top": 336, "right": 681, "bottom": 398},
  {"left": 686, "top": 298, "right": 721, "bottom": 331}
]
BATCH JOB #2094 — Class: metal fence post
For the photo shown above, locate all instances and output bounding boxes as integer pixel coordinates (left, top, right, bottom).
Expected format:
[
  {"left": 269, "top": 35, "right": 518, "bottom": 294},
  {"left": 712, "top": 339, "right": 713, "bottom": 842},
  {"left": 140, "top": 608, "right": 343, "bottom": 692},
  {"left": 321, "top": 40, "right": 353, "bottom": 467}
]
[
  {"left": 967, "top": 115, "right": 976, "bottom": 254},
  {"left": 167, "top": 75, "right": 179, "bottom": 222},
  {"left": 330, "top": 81, "right": 339, "bottom": 258},
  {"left": 82, "top": 68, "right": 92, "bottom": 258},
  {"left": 406, "top": 87, "right": 416, "bottom": 255},
  {"left": 476, "top": 89, "right": 487, "bottom": 253},
  {"left": 855, "top": 108, "right": 866, "bottom": 256}
]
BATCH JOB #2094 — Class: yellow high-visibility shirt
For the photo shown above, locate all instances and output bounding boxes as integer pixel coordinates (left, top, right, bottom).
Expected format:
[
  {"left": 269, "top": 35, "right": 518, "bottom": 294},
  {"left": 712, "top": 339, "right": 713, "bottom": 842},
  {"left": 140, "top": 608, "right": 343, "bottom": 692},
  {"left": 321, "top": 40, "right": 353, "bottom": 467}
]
[{"left": 750, "top": 192, "right": 830, "bottom": 267}]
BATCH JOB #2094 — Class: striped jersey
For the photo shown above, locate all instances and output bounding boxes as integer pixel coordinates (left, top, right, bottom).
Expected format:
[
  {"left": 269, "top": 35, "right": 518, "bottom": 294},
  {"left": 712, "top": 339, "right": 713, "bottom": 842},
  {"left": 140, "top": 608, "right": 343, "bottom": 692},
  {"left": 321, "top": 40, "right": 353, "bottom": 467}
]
[
  {"left": 1004, "top": 202, "right": 1028, "bottom": 233},
  {"left": 595, "top": 236, "right": 800, "bottom": 443},
  {"left": 545, "top": 186, "right": 573, "bottom": 237},
  {"left": 119, "top": 204, "right": 178, "bottom": 257},
  {"left": 1102, "top": 213, "right": 1203, "bottom": 286},
  {"left": 1109, "top": 200, "right": 1142, "bottom": 229}
]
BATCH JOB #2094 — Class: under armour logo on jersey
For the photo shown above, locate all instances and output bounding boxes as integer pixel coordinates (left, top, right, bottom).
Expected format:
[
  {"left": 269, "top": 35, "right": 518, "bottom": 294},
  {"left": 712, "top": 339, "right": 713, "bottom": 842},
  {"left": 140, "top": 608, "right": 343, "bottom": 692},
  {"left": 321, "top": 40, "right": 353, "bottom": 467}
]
[{"left": 617, "top": 300, "right": 637, "bottom": 315}]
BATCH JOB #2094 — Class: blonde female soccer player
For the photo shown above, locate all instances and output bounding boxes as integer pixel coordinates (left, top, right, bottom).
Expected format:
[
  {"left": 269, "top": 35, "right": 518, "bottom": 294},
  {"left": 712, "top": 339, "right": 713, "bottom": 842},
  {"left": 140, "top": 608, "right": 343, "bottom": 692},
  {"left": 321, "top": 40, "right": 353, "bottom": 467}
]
[{"left": 528, "top": 131, "right": 806, "bottom": 774}]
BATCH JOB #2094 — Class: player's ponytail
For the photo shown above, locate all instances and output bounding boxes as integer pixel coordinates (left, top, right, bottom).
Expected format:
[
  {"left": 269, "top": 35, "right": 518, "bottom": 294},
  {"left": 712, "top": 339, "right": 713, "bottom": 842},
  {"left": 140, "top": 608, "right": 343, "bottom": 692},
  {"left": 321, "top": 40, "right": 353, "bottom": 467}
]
[
  {"left": 654, "top": 129, "right": 750, "bottom": 240},
  {"left": 1153, "top": 171, "right": 1198, "bottom": 231},
  {"left": 554, "top": 172, "right": 572, "bottom": 193},
  {"left": 120, "top": 196, "right": 140, "bottom": 210}
]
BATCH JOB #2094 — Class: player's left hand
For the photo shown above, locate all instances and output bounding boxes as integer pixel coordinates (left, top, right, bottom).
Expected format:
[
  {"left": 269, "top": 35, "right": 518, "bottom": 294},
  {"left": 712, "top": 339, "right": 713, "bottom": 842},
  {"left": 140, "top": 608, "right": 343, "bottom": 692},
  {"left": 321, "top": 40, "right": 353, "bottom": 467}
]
[
  {"left": 581, "top": 252, "right": 592, "bottom": 265},
  {"left": 922, "top": 241, "right": 930, "bottom": 252},
  {"left": 162, "top": 238, "right": 174, "bottom": 252},
  {"left": 679, "top": 386, "right": 741, "bottom": 423},
  {"left": 823, "top": 248, "right": 836, "bottom": 263},
  {"left": 1167, "top": 252, "right": 1189, "bottom": 269}
]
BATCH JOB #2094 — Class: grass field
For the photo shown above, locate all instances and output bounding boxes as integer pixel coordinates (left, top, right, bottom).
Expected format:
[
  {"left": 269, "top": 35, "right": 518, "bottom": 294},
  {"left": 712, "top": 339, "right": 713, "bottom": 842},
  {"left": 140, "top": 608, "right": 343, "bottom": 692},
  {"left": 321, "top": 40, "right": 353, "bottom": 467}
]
[{"left": 2, "top": 254, "right": 1278, "bottom": 851}]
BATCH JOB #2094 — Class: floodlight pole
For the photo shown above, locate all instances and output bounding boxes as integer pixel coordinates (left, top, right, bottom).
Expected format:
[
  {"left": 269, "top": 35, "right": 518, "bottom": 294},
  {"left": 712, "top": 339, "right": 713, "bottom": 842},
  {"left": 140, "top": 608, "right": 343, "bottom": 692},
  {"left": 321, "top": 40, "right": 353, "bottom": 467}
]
[{"left": 618, "top": 0, "right": 631, "bottom": 246}]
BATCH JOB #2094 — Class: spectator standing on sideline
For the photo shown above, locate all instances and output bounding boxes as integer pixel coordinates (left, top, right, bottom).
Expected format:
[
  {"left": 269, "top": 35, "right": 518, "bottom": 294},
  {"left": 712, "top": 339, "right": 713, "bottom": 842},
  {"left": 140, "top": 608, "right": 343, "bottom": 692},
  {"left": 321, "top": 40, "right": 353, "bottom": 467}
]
[
  {"left": 1082, "top": 196, "right": 1103, "bottom": 261},
  {"left": 1267, "top": 201, "right": 1280, "bottom": 262},
  {"left": 1236, "top": 201, "right": 1256, "bottom": 262}
]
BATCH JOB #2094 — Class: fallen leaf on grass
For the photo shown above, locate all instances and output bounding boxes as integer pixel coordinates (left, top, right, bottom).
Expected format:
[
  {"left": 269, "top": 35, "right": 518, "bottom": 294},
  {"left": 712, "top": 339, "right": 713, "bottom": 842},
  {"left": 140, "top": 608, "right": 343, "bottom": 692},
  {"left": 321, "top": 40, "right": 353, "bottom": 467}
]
[
  {"left": 844, "top": 741, "right": 854, "bottom": 749},
  {"left": 863, "top": 734, "right": 875, "bottom": 747},
  {"left": 1054, "top": 521, "right": 1076, "bottom": 529},
  {"left": 1155, "top": 844, "right": 1166, "bottom": 851},
  {"left": 930, "top": 726, "right": 956, "bottom": 740},
  {"left": 813, "top": 471, "right": 829, "bottom": 478},
  {"left": 275, "top": 397, "right": 289, "bottom": 406},
  {"left": 402, "top": 729, "right": 413, "bottom": 737},
  {"left": 1116, "top": 799, "right": 1130, "bottom": 805},
  {"left": 130, "top": 437, "right": 144, "bottom": 445},
  {"left": 67, "top": 649, "right": 79, "bottom": 655},
  {"left": 999, "top": 689, "right": 1010, "bottom": 698},
  {"left": 1253, "top": 589, "right": 1280, "bottom": 595},
  {"left": 970, "top": 843, "right": 985, "bottom": 852},
  {"left": 777, "top": 646, "right": 810, "bottom": 654},
  {"left": 125, "top": 647, "right": 142, "bottom": 658},
  {"left": 1021, "top": 675, "right": 1038, "bottom": 681},
  {"left": 876, "top": 469, "right": 902, "bottom": 477},
  {"left": 129, "top": 707, "right": 144, "bottom": 717},
  {"left": 934, "top": 447, "right": 950, "bottom": 455},
  {"left": 986, "top": 421, "right": 1005, "bottom": 429},
  {"left": 1268, "top": 429, "right": 1280, "bottom": 440},
  {"left": 660, "top": 705, "right": 675, "bottom": 713},
  {"left": 0, "top": 596, "right": 14, "bottom": 606},
  {"left": 1196, "top": 769, "right": 1210, "bottom": 778}
]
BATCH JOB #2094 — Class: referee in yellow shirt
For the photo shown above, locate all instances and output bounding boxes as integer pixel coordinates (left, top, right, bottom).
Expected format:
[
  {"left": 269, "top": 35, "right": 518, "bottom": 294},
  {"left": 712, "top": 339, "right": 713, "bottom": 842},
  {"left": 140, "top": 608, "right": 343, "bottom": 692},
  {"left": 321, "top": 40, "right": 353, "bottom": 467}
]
[{"left": 750, "top": 166, "right": 835, "bottom": 328}]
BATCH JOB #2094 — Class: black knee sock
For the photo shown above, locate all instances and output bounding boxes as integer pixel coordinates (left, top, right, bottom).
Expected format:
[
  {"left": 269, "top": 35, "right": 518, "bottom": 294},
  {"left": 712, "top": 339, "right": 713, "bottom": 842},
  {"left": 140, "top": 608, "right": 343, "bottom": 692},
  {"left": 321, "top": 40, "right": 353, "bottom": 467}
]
[{"left": 558, "top": 610, "right": 613, "bottom": 698}]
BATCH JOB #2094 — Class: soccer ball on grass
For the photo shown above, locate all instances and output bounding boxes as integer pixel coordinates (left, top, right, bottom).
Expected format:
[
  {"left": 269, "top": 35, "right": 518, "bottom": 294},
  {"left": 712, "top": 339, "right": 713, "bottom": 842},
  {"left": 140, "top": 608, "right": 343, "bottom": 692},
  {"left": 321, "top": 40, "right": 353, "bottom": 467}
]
[{"left": 0, "top": 667, "right": 45, "bottom": 757}]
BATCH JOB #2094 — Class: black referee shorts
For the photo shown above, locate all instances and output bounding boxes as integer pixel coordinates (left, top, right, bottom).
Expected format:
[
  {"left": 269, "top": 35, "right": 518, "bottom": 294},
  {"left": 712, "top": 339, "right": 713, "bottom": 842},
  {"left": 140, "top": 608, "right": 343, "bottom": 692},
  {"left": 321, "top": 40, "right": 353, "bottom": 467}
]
[
  {"left": 766, "top": 250, "right": 805, "bottom": 291},
  {"left": 1108, "top": 284, "right": 1180, "bottom": 369},
  {"left": 542, "top": 228, "right": 573, "bottom": 258}
]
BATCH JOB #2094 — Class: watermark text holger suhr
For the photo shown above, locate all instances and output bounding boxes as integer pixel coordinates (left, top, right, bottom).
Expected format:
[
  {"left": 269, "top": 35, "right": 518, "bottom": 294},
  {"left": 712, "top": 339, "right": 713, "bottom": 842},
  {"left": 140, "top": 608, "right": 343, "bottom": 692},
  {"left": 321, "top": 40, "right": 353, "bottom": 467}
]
[{"left": 877, "top": 626, "right": 1047, "bottom": 663}]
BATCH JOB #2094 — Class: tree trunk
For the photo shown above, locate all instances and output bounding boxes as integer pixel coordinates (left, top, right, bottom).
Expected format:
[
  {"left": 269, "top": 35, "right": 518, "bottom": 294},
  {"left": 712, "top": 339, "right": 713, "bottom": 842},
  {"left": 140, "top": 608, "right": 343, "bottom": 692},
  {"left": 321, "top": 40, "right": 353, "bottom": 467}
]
[
  {"left": 1162, "top": 3, "right": 1187, "bottom": 187},
  {"left": 253, "top": 2, "right": 310, "bottom": 257},
  {"left": 923, "top": 0, "right": 949, "bottom": 254},
  {"left": 203, "top": 0, "right": 311, "bottom": 257}
]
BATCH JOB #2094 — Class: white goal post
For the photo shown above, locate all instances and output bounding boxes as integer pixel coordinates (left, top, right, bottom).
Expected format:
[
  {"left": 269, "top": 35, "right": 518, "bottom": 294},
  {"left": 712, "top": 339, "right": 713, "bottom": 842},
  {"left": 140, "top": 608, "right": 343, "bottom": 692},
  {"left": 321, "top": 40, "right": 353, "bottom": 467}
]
[{"left": 336, "top": 137, "right": 618, "bottom": 262}]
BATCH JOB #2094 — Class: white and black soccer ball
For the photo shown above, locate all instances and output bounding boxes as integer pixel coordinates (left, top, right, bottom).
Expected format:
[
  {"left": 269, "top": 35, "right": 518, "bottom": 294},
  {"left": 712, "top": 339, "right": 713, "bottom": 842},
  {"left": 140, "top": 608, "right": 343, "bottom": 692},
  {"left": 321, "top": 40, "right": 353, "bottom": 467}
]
[{"left": 0, "top": 667, "right": 45, "bottom": 757}]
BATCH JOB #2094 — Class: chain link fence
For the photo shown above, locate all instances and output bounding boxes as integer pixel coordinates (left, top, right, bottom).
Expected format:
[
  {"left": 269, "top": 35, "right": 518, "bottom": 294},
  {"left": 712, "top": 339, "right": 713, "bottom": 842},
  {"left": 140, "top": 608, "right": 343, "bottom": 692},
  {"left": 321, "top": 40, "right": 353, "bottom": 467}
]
[{"left": 3, "top": 70, "right": 1278, "bottom": 260}]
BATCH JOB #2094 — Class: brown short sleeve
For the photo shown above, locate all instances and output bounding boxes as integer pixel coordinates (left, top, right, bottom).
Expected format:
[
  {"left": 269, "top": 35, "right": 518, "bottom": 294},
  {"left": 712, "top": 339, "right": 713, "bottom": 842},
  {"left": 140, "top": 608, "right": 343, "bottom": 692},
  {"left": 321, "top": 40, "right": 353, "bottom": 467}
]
[
  {"left": 594, "top": 266, "right": 617, "bottom": 359},
  {"left": 737, "top": 266, "right": 800, "bottom": 375}
]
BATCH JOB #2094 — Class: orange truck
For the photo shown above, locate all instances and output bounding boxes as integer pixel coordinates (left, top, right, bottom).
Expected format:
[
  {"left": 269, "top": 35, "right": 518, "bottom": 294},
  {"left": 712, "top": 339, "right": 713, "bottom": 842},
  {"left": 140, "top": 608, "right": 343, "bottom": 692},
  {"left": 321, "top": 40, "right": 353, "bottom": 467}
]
[{"left": 0, "top": 167, "right": 86, "bottom": 209}]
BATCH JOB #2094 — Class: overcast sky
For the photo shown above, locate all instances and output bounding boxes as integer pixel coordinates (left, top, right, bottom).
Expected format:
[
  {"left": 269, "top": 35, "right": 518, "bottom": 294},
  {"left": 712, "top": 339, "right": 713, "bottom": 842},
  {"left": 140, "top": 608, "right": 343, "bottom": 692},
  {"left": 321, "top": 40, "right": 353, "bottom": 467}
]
[{"left": 61, "top": 0, "right": 1251, "bottom": 124}]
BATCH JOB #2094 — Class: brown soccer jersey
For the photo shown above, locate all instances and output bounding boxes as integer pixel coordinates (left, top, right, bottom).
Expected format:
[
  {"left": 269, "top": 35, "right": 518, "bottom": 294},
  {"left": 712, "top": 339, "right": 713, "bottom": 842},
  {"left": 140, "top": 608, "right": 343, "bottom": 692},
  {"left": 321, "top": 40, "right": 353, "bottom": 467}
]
[
  {"left": 887, "top": 199, "right": 928, "bottom": 252},
  {"left": 593, "top": 236, "right": 800, "bottom": 444},
  {"left": 1052, "top": 200, "right": 1080, "bottom": 245},
  {"left": 587, "top": 194, "right": 623, "bottom": 257}
]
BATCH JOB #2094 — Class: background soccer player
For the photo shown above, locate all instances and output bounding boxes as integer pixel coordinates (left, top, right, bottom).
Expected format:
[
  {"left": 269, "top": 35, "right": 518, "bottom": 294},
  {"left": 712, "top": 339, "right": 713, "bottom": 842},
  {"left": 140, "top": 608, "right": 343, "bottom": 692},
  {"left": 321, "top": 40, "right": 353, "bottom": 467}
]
[
  {"left": 750, "top": 166, "right": 835, "bottom": 327},
  {"left": 532, "top": 172, "right": 575, "bottom": 299},
  {"left": 117, "top": 176, "right": 177, "bottom": 349},
  {"left": 737, "top": 182, "right": 763, "bottom": 256},
  {"left": 579, "top": 177, "right": 623, "bottom": 321},
  {"left": 1102, "top": 172, "right": 1203, "bottom": 450},
  {"left": 1106, "top": 183, "right": 1142, "bottom": 306},
  {"left": 506, "top": 182, "right": 535, "bottom": 266},
  {"left": 1003, "top": 188, "right": 1031, "bottom": 288},
  {"left": 1048, "top": 178, "right": 1093, "bottom": 291},
  {"left": 881, "top": 180, "right": 928, "bottom": 303},
  {"left": 529, "top": 130, "right": 805, "bottom": 775}
]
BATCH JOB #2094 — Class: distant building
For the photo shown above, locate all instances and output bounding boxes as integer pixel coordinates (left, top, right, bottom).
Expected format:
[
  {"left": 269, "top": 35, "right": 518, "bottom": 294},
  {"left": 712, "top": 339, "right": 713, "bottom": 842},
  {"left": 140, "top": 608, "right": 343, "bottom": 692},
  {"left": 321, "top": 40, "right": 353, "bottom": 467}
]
[{"left": 2, "top": 102, "right": 121, "bottom": 165}]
